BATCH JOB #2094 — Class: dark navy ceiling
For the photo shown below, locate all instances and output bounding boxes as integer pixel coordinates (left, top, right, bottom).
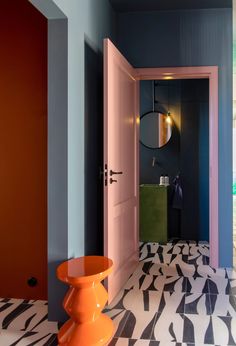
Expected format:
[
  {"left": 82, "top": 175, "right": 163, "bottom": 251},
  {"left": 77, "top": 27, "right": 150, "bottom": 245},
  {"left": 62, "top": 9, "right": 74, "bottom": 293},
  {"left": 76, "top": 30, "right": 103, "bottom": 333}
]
[{"left": 109, "top": 0, "right": 232, "bottom": 12}]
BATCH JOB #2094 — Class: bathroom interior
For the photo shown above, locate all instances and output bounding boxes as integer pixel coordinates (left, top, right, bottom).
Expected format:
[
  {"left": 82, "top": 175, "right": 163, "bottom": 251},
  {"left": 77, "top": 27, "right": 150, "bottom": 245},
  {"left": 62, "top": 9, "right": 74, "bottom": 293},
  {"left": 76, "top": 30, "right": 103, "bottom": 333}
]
[{"left": 139, "top": 78, "right": 210, "bottom": 244}]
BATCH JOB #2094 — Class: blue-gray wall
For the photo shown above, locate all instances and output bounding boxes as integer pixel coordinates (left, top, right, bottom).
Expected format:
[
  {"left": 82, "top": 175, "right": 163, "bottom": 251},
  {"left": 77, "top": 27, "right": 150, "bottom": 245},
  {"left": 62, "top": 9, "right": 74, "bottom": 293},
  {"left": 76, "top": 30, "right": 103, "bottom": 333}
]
[
  {"left": 180, "top": 79, "right": 209, "bottom": 241},
  {"left": 117, "top": 8, "right": 232, "bottom": 266},
  {"left": 48, "top": 17, "right": 68, "bottom": 322},
  {"left": 31, "top": 0, "right": 117, "bottom": 322}
]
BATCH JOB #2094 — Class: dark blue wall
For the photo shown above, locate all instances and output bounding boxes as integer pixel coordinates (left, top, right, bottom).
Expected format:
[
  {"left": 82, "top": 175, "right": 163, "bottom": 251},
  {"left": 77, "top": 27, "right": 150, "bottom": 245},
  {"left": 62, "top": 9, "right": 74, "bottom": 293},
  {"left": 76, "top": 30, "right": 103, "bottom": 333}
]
[
  {"left": 117, "top": 8, "right": 232, "bottom": 266},
  {"left": 140, "top": 80, "right": 181, "bottom": 185},
  {"left": 199, "top": 101, "right": 210, "bottom": 241},
  {"left": 180, "top": 79, "right": 209, "bottom": 241},
  {"left": 140, "top": 79, "right": 209, "bottom": 241}
]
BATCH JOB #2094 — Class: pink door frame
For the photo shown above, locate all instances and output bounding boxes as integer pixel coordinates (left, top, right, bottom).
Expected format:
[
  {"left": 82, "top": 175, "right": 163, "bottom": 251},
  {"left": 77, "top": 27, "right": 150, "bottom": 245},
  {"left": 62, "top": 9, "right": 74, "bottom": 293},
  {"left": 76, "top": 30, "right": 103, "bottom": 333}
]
[{"left": 135, "top": 66, "right": 219, "bottom": 268}]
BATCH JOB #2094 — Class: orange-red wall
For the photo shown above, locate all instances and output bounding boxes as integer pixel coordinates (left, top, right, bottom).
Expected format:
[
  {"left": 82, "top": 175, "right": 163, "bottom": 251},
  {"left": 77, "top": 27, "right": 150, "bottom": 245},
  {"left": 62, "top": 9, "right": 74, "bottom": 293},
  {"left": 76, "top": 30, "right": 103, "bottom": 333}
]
[{"left": 0, "top": 0, "right": 47, "bottom": 299}]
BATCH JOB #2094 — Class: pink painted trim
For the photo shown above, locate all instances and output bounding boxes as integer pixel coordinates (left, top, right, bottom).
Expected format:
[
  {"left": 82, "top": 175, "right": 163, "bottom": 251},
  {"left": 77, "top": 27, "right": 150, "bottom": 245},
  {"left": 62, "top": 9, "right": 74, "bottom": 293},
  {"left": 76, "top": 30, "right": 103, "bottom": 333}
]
[
  {"left": 136, "top": 66, "right": 219, "bottom": 268},
  {"left": 135, "top": 79, "right": 140, "bottom": 253},
  {"left": 103, "top": 40, "right": 108, "bottom": 257},
  {"left": 136, "top": 66, "right": 217, "bottom": 80}
]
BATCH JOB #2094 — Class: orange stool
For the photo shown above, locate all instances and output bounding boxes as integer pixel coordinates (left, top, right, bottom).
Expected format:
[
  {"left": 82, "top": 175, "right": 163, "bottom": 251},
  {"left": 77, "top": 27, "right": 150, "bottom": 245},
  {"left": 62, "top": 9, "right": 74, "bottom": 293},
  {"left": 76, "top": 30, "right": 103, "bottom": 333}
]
[{"left": 57, "top": 256, "right": 114, "bottom": 346}]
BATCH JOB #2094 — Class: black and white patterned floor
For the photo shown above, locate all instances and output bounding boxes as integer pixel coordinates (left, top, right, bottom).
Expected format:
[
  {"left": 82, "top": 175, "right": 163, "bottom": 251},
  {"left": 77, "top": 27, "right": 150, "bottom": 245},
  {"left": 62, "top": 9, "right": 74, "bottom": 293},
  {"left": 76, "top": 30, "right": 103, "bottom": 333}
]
[
  {"left": 106, "top": 241, "right": 236, "bottom": 346},
  {"left": 0, "top": 298, "right": 58, "bottom": 345},
  {"left": 0, "top": 241, "right": 235, "bottom": 345}
]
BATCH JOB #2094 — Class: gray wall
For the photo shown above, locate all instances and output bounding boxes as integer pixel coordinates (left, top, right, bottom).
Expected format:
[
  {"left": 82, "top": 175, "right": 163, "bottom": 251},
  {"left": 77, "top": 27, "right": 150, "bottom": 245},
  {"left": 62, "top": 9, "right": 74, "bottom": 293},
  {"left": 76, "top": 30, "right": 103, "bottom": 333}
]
[{"left": 117, "top": 8, "right": 232, "bottom": 267}]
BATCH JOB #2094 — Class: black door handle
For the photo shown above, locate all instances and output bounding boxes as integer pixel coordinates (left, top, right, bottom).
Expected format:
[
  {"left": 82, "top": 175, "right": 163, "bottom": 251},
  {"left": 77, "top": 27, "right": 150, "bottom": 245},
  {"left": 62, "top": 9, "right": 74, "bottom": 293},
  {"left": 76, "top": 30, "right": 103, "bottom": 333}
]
[
  {"left": 110, "top": 178, "right": 117, "bottom": 184},
  {"left": 110, "top": 170, "right": 123, "bottom": 176}
]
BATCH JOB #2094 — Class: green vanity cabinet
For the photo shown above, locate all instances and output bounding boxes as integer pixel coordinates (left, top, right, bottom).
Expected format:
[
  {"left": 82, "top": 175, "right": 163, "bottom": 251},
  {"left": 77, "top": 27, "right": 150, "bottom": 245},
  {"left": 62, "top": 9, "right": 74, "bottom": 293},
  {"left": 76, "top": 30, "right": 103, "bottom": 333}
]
[{"left": 140, "top": 184, "right": 168, "bottom": 243}]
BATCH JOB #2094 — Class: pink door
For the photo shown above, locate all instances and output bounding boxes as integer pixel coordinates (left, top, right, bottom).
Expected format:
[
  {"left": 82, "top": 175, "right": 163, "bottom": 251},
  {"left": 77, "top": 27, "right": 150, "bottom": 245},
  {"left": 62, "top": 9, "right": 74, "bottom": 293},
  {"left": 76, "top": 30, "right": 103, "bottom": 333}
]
[{"left": 104, "top": 39, "right": 139, "bottom": 302}]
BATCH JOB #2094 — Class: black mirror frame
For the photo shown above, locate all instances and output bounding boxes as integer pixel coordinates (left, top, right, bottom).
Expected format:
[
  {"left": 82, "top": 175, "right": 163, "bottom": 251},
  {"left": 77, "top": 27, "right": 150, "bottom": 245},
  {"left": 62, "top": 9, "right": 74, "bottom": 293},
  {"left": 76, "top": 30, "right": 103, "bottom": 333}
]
[{"left": 139, "top": 111, "right": 173, "bottom": 150}]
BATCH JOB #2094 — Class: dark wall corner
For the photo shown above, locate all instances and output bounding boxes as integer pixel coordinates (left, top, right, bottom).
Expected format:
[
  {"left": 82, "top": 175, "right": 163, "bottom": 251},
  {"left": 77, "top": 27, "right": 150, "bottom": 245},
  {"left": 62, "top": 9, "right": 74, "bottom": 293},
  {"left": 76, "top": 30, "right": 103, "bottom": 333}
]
[{"left": 84, "top": 40, "right": 104, "bottom": 256}]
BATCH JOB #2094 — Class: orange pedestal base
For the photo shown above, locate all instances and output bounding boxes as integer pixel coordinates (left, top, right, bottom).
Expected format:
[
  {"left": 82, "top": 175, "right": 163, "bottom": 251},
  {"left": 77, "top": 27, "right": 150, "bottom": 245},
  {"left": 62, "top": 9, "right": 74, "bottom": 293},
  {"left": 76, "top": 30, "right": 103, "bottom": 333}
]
[{"left": 57, "top": 256, "right": 114, "bottom": 346}]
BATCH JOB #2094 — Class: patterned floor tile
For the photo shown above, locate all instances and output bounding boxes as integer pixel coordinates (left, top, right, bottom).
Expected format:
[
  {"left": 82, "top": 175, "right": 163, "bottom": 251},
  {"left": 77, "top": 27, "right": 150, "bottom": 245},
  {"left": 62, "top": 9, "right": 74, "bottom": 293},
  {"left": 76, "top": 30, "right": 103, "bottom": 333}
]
[
  {"left": 109, "top": 338, "right": 159, "bottom": 346},
  {"left": 31, "top": 319, "right": 59, "bottom": 334},
  {"left": 184, "top": 277, "right": 209, "bottom": 294},
  {"left": 170, "top": 243, "right": 190, "bottom": 256},
  {"left": 118, "top": 310, "right": 156, "bottom": 340},
  {"left": 104, "top": 309, "right": 131, "bottom": 338},
  {"left": 0, "top": 298, "right": 24, "bottom": 305},
  {"left": 140, "top": 243, "right": 159, "bottom": 262},
  {"left": 184, "top": 293, "right": 211, "bottom": 315},
  {"left": 2, "top": 303, "right": 48, "bottom": 331},
  {"left": 107, "top": 289, "right": 185, "bottom": 341},
  {"left": 227, "top": 268, "right": 236, "bottom": 279},
  {"left": 230, "top": 279, "right": 236, "bottom": 295},
  {"left": 189, "top": 245, "right": 210, "bottom": 257},
  {"left": 0, "top": 298, "right": 47, "bottom": 306},
  {"left": 148, "top": 263, "right": 179, "bottom": 277},
  {"left": 24, "top": 300, "right": 48, "bottom": 306},
  {"left": 183, "top": 314, "right": 236, "bottom": 345},
  {"left": 109, "top": 338, "right": 196, "bottom": 345},
  {"left": 107, "top": 289, "right": 164, "bottom": 313},
  {"left": 159, "top": 292, "right": 185, "bottom": 314},
  {"left": 0, "top": 329, "right": 57, "bottom": 346},
  {"left": 1, "top": 241, "right": 235, "bottom": 346},
  {"left": 139, "top": 252, "right": 156, "bottom": 263},
  {"left": 107, "top": 241, "right": 236, "bottom": 345},
  {"left": 159, "top": 244, "right": 189, "bottom": 256},
  {"left": 182, "top": 314, "right": 213, "bottom": 344},
  {"left": 187, "top": 252, "right": 209, "bottom": 266},
  {"left": 208, "top": 277, "right": 232, "bottom": 294},
  {"left": 161, "top": 276, "right": 186, "bottom": 292},
  {"left": 209, "top": 294, "right": 236, "bottom": 317},
  {"left": 106, "top": 289, "right": 131, "bottom": 311},
  {"left": 211, "top": 315, "right": 236, "bottom": 345},
  {"left": 152, "top": 253, "right": 188, "bottom": 265},
  {"left": 123, "top": 262, "right": 154, "bottom": 290},
  {"left": 0, "top": 301, "right": 29, "bottom": 329},
  {"left": 187, "top": 255, "right": 205, "bottom": 266},
  {"left": 195, "top": 265, "right": 228, "bottom": 279},
  {"left": 109, "top": 340, "right": 219, "bottom": 346},
  {"left": 148, "top": 261, "right": 196, "bottom": 278},
  {"left": 125, "top": 274, "right": 185, "bottom": 292},
  {"left": 151, "top": 312, "right": 184, "bottom": 342}
]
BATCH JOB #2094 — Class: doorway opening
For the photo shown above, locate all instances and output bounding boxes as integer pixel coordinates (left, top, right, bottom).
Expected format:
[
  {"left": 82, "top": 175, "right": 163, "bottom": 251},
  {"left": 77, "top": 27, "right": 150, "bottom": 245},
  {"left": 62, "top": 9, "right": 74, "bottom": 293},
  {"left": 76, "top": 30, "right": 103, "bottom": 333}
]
[
  {"left": 139, "top": 78, "right": 210, "bottom": 247},
  {"left": 136, "top": 66, "right": 218, "bottom": 269}
]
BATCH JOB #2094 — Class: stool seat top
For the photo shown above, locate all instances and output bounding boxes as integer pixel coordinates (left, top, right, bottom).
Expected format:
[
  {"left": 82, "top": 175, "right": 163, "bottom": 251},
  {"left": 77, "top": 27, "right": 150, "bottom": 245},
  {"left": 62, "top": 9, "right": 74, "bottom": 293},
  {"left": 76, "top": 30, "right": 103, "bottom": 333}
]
[{"left": 57, "top": 256, "right": 113, "bottom": 284}]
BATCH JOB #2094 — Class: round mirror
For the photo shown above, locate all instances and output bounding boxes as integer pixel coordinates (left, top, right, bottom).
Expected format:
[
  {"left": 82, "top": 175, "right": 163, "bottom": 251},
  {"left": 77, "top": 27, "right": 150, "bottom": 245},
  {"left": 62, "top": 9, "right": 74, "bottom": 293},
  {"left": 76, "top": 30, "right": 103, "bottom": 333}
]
[{"left": 140, "top": 111, "right": 172, "bottom": 149}]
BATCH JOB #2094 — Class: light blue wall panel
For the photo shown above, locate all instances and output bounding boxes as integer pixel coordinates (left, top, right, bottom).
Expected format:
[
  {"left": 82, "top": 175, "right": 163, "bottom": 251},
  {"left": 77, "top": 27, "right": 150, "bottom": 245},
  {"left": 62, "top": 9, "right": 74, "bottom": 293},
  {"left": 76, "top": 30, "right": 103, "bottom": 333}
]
[
  {"left": 32, "top": 0, "right": 117, "bottom": 322},
  {"left": 51, "top": 0, "right": 117, "bottom": 262}
]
